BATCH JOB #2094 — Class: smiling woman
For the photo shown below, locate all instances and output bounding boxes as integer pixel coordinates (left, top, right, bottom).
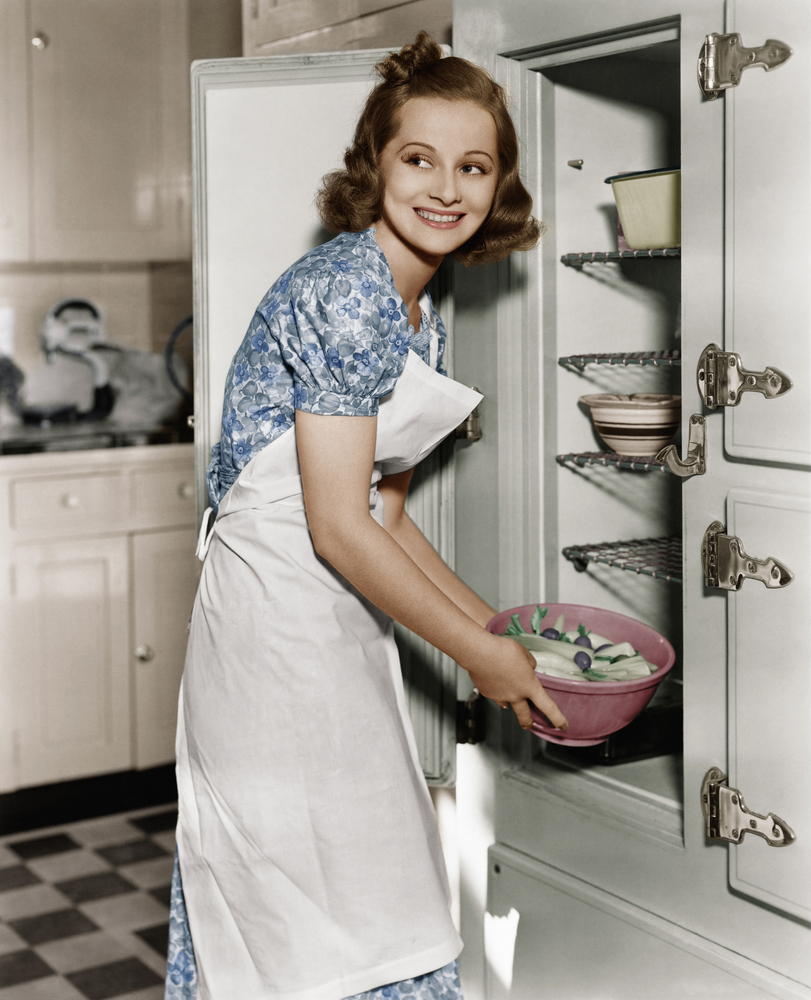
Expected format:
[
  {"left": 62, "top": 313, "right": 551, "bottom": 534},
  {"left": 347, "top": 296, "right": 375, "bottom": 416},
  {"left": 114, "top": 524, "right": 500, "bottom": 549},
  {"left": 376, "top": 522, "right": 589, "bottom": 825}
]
[{"left": 171, "top": 31, "right": 559, "bottom": 1000}]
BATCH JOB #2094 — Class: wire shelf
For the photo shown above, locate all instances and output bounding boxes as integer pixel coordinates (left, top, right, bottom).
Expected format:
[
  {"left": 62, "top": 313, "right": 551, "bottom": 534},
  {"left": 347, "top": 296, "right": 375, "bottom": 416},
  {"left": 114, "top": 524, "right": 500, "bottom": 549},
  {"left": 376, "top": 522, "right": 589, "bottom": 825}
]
[
  {"left": 562, "top": 536, "right": 682, "bottom": 584},
  {"left": 559, "top": 350, "right": 681, "bottom": 369},
  {"left": 557, "top": 451, "right": 670, "bottom": 473},
  {"left": 561, "top": 248, "right": 681, "bottom": 266}
]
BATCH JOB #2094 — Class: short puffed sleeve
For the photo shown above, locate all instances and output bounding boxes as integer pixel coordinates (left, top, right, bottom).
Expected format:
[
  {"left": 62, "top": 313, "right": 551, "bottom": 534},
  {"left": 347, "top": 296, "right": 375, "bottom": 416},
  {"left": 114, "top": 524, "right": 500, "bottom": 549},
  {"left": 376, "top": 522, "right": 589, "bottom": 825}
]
[{"left": 273, "top": 265, "right": 411, "bottom": 416}]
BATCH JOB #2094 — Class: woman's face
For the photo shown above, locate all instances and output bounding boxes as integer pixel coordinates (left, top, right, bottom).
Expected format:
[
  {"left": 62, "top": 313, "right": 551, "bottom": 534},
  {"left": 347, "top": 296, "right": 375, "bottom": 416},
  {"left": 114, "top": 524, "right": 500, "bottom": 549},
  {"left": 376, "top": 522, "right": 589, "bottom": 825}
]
[{"left": 375, "top": 98, "right": 499, "bottom": 261}]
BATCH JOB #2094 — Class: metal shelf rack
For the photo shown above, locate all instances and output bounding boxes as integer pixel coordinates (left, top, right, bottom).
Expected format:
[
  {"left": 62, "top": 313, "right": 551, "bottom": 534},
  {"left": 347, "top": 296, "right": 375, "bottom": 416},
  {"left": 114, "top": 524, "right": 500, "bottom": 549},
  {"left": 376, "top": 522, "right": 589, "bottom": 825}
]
[
  {"left": 562, "top": 536, "right": 682, "bottom": 584},
  {"left": 559, "top": 350, "right": 681, "bottom": 369},
  {"left": 557, "top": 451, "right": 670, "bottom": 474},
  {"left": 560, "top": 248, "right": 681, "bottom": 266}
]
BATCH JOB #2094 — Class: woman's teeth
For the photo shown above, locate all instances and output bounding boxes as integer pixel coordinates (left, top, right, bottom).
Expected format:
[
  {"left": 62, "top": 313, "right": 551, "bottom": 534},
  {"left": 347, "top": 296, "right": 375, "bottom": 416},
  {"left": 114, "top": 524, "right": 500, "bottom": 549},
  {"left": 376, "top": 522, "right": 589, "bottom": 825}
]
[{"left": 416, "top": 210, "right": 463, "bottom": 223}]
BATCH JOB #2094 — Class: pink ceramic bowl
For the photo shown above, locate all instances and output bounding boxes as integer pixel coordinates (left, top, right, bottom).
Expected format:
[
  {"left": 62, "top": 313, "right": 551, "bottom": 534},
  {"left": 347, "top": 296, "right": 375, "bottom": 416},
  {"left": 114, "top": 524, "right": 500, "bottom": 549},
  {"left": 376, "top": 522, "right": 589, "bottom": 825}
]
[{"left": 486, "top": 603, "right": 676, "bottom": 746}]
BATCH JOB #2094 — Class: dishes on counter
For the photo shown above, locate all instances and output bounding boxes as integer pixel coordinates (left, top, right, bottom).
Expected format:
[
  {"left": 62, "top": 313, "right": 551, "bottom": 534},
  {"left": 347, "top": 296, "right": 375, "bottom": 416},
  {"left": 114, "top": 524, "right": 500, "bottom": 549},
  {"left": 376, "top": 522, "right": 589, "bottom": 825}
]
[
  {"left": 487, "top": 603, "right": 676, "bottom": 747},
  {"left": 579, "top": 393, "right": 680, "bottom": 457}
]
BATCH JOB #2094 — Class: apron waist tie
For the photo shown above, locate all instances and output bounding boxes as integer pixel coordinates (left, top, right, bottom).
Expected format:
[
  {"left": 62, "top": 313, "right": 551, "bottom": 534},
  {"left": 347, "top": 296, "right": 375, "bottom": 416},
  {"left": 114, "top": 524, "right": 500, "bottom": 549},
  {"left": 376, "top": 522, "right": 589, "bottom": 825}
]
[{"left": 195, "top": 507, "right": 215, "bottom": 562}]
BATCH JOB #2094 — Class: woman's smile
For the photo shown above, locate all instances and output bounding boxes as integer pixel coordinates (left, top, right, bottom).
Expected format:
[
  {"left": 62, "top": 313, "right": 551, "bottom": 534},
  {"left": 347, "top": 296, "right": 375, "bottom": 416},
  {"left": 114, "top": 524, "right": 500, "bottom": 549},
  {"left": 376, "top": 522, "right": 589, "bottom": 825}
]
[{"left": 414, "top": 208, "right": 466, "bottom": 227}]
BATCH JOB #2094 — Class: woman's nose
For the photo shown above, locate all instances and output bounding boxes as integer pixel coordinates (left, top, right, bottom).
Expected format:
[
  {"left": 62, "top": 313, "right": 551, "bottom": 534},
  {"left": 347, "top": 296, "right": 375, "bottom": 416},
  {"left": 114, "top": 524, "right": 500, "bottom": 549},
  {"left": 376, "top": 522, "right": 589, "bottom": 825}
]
[{"left": 430, "top": 168, "right": 461, "bottom": 206}]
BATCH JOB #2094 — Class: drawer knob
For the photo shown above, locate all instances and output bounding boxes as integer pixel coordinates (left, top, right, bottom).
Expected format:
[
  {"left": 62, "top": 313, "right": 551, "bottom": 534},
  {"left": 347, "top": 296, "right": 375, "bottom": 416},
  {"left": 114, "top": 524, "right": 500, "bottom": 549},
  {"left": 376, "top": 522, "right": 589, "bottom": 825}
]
[
  {"left": 61, "top": 494, "right": 80, "bottom": 509},
  {"left": 135, "top": 645, "right": 155, "bottom": 662},
  {"left": 178, "top": 482, "right": 194, "bottom": 500}
]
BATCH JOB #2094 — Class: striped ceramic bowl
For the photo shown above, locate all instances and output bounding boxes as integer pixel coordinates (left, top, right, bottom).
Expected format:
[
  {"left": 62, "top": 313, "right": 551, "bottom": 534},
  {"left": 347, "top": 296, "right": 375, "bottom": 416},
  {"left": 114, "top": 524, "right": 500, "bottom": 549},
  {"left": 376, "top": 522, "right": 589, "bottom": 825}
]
[{"left": 580, "top": 393, "right": 681, "bottom": 457}]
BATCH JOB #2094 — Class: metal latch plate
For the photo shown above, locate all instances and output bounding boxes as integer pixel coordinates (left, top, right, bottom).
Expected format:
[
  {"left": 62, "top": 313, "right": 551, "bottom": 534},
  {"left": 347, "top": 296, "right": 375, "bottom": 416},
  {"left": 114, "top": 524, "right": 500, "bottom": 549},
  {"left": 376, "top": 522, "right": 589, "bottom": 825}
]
[
  {"left": 701, "top": 767, "right": 795, "bottom": 847},
  {"left": 701, "top": 520, "right": 793, "bottom": 591},
  {"left": 698, "top": 33, "right": 792, "bottom": 100},
  {"left": 697, "top": 343, "right": 792, "bottom": 410}
]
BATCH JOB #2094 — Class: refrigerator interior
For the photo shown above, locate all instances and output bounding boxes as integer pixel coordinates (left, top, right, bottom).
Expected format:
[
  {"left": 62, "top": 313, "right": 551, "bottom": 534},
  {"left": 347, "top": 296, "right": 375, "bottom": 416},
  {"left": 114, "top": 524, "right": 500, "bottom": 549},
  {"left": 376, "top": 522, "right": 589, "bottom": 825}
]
[{"left": 528, "top": 40, "right": 685, "bottom": 802}]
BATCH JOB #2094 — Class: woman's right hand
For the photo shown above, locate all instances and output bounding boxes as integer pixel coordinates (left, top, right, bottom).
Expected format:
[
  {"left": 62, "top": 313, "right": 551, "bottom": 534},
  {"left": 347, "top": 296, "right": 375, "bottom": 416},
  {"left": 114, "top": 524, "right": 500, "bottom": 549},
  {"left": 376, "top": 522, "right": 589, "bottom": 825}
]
[{"left": 466, "top": 634, "right": 569, "bottom": 733}]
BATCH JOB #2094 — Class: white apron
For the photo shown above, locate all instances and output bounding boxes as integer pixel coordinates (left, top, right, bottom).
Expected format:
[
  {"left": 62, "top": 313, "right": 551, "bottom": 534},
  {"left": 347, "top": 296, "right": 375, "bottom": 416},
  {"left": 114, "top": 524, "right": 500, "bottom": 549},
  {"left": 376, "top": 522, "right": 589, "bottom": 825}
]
[{"left": 175, "top": 349, "right": 482, "bottom": 1000}]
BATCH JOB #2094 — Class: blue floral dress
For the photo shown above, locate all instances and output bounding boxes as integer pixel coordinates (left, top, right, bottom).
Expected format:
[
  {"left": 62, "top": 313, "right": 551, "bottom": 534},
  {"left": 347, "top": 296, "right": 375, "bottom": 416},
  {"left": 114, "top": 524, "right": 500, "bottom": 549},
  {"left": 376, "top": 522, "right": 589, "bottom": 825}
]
[
  {"left": 207, "top": 227, "right": 446, "bottom": 513},
  {"left": 174, "top": 229, "right": 472, "bottom": 1000}
]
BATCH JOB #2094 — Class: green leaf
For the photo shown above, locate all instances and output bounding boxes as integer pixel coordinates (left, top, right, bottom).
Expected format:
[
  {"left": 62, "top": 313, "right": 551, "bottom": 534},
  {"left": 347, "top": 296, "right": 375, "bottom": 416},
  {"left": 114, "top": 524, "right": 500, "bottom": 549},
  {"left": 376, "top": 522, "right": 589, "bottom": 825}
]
[
  {"left": 594, "top": 655, "right": 613, "bottom": 662},
  {"left": 530, "top": 606, "right": 548, "bottom": 634},
  {"left": 505, "top": 614, "right": 526, "bottom": 635},
  {"left": 577, "top": 623, "right": 591, "bottom": 637},
  {"left": 584, "top": 669, "right": 608, "bottom": 681},
  {"left": 557, "top": 634, "right": 573, "bottom": 643}
]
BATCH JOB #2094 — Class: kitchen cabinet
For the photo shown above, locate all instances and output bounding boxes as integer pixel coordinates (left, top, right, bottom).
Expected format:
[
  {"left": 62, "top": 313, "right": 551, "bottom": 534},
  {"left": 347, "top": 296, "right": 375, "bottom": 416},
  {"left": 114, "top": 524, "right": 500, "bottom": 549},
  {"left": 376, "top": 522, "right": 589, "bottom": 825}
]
[
  {"left": 452, "top": 0, "right": 811, "bottom": 996},
  {"left": 131, "top": 527, "right": 199, "bottom": 770},
  {"left": 0, "top": 0, "right": 30, "bottom": 260},
  {"left": 241, "top": 0, "right": 451, "bottom": 57},
  {"left": 0, "top": 444, "right": 199, "bottom": 791},
  {"left": 0, "top": 0, "right": 192, "bottom": 263}
]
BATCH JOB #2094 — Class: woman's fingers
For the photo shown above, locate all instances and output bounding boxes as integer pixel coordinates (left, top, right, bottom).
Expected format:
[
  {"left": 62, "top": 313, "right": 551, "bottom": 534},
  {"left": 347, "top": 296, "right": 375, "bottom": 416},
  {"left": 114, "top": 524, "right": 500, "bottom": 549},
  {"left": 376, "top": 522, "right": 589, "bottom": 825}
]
[{"left": 528, "top": 677, "right": 569, "bottom": 731}]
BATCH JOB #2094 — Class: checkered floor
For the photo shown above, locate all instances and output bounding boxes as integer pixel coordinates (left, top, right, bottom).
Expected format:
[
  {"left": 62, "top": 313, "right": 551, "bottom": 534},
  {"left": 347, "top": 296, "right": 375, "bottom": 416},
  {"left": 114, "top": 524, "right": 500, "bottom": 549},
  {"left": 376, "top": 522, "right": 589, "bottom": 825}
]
[{"left": 0, "top": 805, "right": 176, "bottom": 1000}]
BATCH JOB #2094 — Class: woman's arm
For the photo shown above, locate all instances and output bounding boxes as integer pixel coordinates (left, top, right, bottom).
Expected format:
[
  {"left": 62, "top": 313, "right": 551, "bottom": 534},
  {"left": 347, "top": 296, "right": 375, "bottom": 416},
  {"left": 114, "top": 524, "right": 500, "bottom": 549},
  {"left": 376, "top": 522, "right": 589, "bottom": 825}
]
[
  {"left": 296, "top": 410, "right": 568, "bottom": 732},
  {"left": 377, "top": 469, "right": 496, "bottom": 629}
]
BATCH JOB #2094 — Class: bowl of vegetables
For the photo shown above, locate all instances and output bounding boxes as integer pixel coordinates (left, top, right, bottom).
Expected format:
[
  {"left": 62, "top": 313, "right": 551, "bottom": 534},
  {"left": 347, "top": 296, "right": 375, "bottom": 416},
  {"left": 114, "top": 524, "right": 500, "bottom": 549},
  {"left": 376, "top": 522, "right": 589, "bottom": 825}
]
[{"left": 486, "top": 603, "right": 676, "bottom": 746}]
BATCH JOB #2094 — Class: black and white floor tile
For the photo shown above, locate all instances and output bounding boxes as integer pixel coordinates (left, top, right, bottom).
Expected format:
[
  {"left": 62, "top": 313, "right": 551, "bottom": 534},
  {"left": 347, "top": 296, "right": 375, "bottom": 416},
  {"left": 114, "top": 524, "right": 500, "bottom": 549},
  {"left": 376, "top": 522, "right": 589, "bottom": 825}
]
[{"left": 0, "top": 805, "right": 176, "bottom": 1000}]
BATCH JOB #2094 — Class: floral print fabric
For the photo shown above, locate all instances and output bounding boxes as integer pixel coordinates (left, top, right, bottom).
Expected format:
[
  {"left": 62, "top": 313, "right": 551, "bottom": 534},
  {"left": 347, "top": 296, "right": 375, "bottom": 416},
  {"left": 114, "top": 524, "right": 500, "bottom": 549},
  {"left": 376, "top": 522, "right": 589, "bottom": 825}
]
[
  {"left": 206, "top": 228, "right": 447, "bottom": 511},
  {"left": 165, "top": 850, "right": 462, "bottom": 1000},
  {"left": 164, "top": 850, "right": 196, "bottom": 1000}
]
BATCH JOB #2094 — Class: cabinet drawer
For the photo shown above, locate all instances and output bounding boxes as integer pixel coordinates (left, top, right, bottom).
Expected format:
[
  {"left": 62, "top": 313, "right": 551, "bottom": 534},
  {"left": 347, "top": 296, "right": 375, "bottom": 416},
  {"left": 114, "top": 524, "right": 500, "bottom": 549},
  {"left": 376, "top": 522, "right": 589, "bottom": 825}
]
[
  {"left": 10, "top": 473, "right": 125, "bottom": 535},
  {"left": 130, "top": 467, "right": 196, "bottom": 529}
]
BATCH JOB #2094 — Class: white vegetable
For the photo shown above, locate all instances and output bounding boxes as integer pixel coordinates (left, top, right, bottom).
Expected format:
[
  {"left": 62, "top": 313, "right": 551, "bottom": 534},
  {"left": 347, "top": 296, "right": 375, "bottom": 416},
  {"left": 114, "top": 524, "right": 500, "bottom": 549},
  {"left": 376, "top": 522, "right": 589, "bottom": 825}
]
[
  {"left": 509, "top": 633, "right": 592, "bottom": 665},
  {"left": 552, "top": 613, "right": 566, "bottom": 633}
]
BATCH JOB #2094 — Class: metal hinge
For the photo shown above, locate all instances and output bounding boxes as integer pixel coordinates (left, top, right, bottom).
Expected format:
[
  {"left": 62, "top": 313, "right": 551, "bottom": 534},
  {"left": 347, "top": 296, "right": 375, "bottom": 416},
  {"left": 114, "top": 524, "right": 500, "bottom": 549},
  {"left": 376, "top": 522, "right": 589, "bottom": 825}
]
[
  {"left": 456, "top": 390, "right": 482, "bottom": 441},
  {"left": 701, "top": 767, "right": 796, "bottom": 847},
  {"left": 656, "top": 413, "right": 706, "bottom": 477},
  {"left": 701, "top": 520, "right": 794, "bottom": 591},
  {"left": 697, "top": 343, "right": 792, "bottom": 411},
  {"left": 456, "top": 688, "right": 486, "bottom": 744},
  {"left": 698, "top": 33, "right": 792, "bottom": 100}
]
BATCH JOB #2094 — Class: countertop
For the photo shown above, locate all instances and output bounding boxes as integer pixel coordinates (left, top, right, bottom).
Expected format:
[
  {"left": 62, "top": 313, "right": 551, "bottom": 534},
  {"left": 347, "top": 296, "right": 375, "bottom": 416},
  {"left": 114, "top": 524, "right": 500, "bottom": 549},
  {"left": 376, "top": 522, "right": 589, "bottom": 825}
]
[{"left": 0, "top": 419, "right": 193, "bottom": 455}]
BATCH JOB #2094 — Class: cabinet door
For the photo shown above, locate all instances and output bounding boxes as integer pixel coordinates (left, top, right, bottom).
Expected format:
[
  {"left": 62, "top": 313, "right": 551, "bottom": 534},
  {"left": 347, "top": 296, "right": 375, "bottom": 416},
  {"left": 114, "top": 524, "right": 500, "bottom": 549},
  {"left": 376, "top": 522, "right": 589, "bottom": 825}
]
[
  {"left": 0, "top": 0, "right": 30, "bottom": 260},
  {"left": 29, "top": 0, "right": 191, "bottom": 261},
  {"left": 9, "top": 535, "right": 130, "bottom": 787},
  {"left": 131, "top": 528, "right": 200, "bottom": 770}
]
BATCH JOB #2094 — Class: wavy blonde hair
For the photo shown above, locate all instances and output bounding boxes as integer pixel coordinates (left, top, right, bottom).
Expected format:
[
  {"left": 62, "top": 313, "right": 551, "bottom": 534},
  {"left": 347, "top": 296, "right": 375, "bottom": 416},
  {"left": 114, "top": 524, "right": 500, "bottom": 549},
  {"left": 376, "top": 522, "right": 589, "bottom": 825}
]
[{"left": 316, "top": 31, "right": 543, "bottom": 267}]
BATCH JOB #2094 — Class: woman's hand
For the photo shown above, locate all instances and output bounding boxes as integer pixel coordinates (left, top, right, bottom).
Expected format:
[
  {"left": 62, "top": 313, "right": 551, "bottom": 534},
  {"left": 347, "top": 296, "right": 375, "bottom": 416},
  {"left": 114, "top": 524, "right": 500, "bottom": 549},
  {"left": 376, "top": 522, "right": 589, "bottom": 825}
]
[{"left": 466, "top": 634, "right": 569, "bottom": 732}]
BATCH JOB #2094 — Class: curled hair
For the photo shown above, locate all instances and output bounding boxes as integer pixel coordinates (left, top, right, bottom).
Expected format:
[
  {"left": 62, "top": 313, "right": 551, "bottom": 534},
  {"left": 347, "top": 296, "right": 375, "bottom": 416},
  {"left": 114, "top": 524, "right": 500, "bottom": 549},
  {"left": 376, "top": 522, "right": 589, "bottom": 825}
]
[{"left": 316, "top": 32, "right": 544, "bottom": 267}]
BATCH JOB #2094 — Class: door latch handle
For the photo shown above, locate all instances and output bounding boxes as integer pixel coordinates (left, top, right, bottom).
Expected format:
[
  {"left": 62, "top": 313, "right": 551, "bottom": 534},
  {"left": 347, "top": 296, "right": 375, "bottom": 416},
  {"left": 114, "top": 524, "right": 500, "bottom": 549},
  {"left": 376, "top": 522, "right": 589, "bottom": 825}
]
[
  {"left": 701, "top": 768, "right": 796, "bottom": 847},
  {"left": 698, "top": 33, "right": 793, "bottom": 100},
  {"left": 697, "top": 343, "right": 792, "bottom": 410},
  {"left": 701, "top": 520, "right": 794, "bottom": 591},
  {"left": 456, "top": 390, "right": 482, "bottom": 441},
  {"left": 656, "top": 414, "right": 706, "bottom": 477}
]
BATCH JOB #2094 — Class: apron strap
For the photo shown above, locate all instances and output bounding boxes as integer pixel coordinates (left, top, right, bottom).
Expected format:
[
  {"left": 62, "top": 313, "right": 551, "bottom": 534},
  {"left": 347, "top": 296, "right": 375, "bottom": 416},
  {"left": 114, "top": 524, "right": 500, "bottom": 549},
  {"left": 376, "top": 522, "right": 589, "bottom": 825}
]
[{"left": 195, "top": 507, "right": 215, "bottom": 562}]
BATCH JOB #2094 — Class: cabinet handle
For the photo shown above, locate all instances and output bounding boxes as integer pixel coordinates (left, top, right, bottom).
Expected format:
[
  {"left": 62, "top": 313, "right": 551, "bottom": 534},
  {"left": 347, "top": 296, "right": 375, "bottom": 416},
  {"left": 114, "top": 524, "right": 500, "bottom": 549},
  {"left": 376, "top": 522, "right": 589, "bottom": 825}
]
[
  {"left": 135, "top": 645, "right": 155, "bottom": 662},
  {"left": 61, "top": 494, "right": 80, "bottom": 509},
  {"left": 31, "top": 32, "right": 48, "bottom": 50},
  {"left": 178, "top": 482, "right": 194, "bottom": 500}
]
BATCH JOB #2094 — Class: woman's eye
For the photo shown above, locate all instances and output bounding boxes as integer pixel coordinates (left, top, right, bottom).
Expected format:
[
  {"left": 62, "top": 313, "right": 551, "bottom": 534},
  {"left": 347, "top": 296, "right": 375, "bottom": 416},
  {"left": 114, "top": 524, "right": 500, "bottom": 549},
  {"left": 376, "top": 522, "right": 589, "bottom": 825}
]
[
  {"left": 406, "top": 155, "right": 432, "bottom": 168},
  {"left": 461, "top": 163, "right": 486, "bottom": 175}
]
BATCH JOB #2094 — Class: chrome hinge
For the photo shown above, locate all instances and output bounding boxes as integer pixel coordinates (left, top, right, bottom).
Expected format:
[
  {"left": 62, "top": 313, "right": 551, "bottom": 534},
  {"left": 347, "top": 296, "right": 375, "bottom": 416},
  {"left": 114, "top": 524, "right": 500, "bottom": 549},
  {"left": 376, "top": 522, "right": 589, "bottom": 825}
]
[
  {"left": 701, "top": 520, "right": 794, "bottom": 591},
  {"left": 701, "top": 768, "right": 796, "bottom": 847},
  {"left": 656, "top": 413, "right": 706, "bottom": 477},
  {"left": 456, "top": 688, "right": 486, "bottom": 744},
  {"left": 456, "top": 390, "right": 482, "bottom": 441},
  {"left": 697, "top": 343, "right": 792, "bottom": 410},
  {"left": 698, "top": 33, "right": 792, "bottom": 100}
]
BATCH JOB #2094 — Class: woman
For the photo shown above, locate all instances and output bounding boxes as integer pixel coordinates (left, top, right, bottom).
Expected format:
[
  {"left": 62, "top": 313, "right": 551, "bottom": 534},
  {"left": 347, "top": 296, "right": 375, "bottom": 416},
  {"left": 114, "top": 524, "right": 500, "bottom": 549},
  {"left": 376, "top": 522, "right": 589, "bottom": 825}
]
[{"left": 167, "top": 32, "right": 568, "bottom": 1000}]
